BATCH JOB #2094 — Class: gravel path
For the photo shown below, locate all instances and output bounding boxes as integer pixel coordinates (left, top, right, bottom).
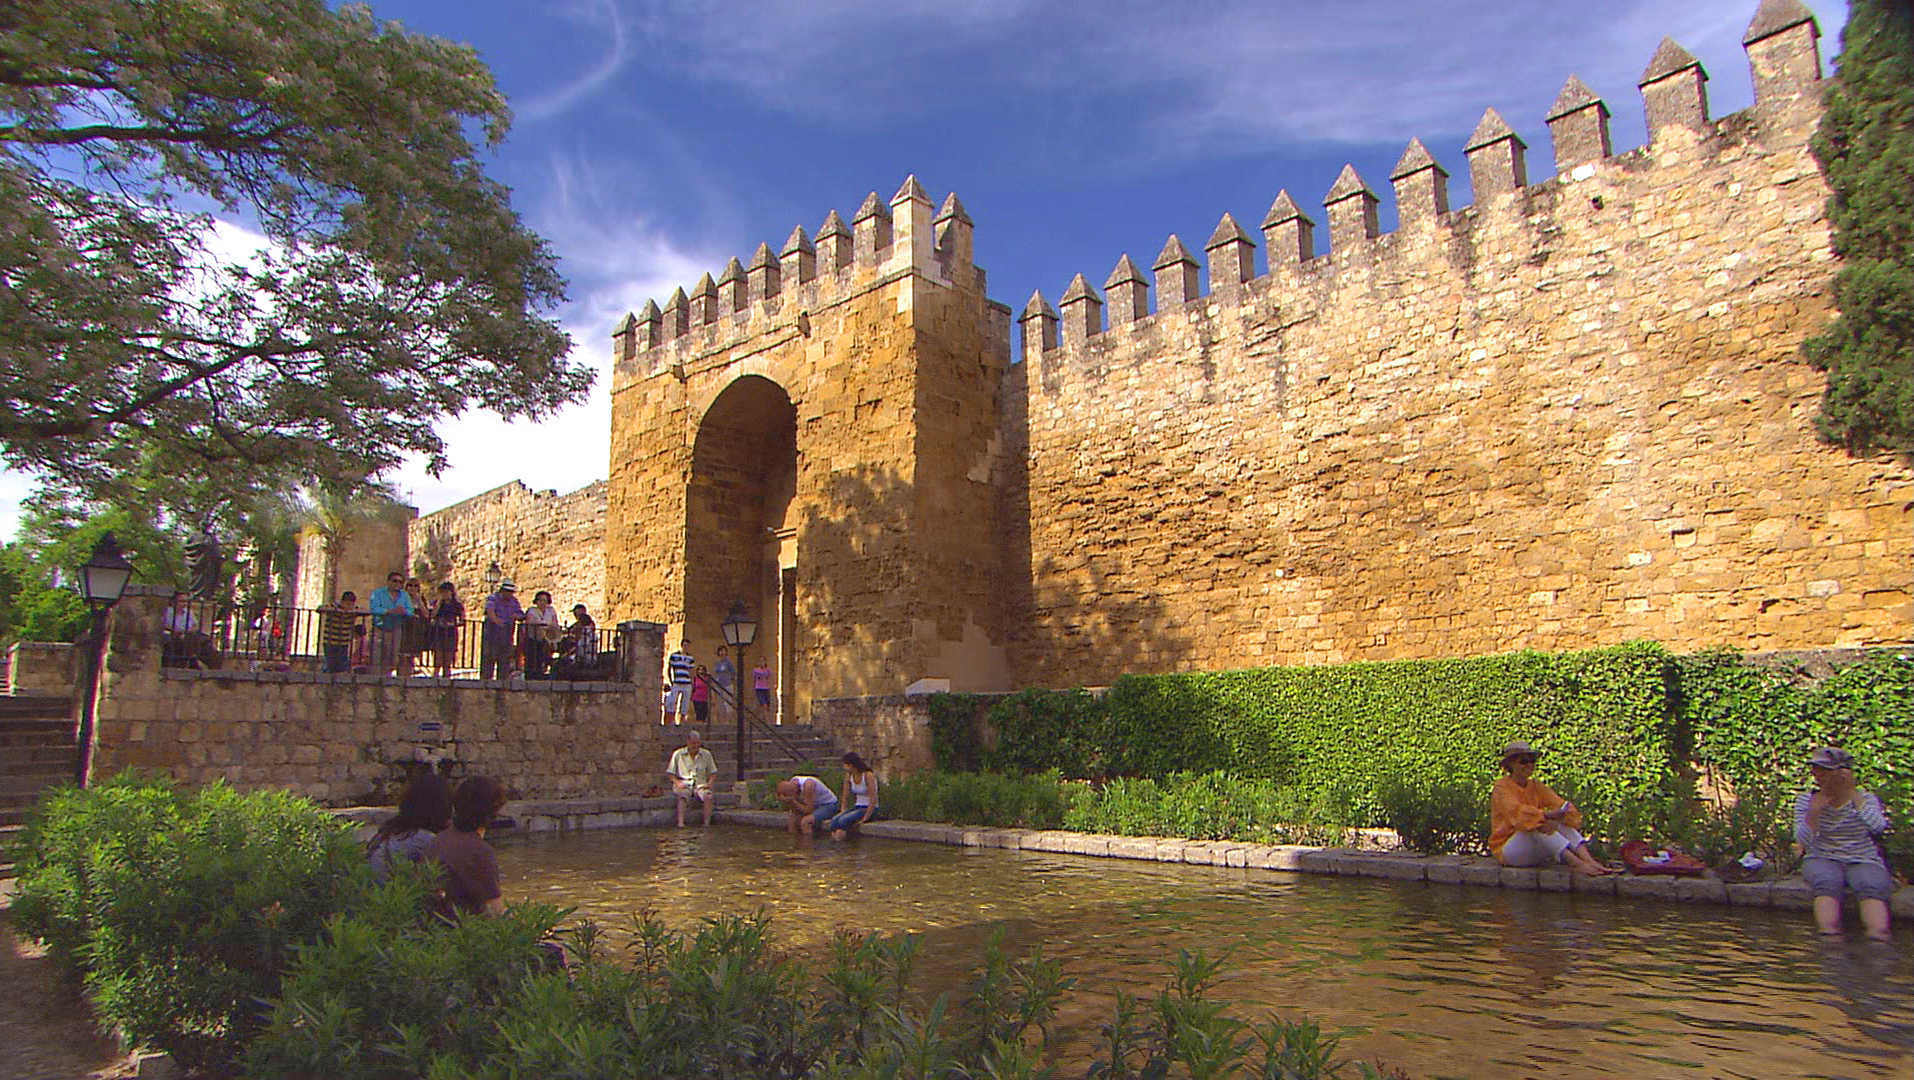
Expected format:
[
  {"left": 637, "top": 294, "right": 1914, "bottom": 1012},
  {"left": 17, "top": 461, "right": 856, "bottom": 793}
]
[{"left": 0, "top": 921, "right": 137, "bottom": 1080}]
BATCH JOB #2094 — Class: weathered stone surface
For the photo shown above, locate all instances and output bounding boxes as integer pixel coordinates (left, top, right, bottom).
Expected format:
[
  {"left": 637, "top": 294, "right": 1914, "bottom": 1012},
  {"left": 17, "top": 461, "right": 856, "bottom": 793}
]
[
  {"left": 1535, "top": 868, "right": 1574, "bottom": 892},
  {"left": 1571, "top": 871, "right": 1618, "bottom": 897},
  {"left": 1725, "top": 881, "right": 1774, "bottom": 907},
  {"left": 1893, "top": 887, "right": 1914, "bottom": 920},
  {"left": 1458, "top": 862, "right": 1505, "bottom": 888},
  {"left": 1673, "top": 877, "right": 1729, "bottom": 905},
  {"left": 1769, "top": 878, "right": 1815, "bottom": 911},
  {"left": 1499, "top": 867, "right": 1541, "bottom": 891},
  {"left": 1617, "top": 875, "right": 1679, "bottom": 902}
]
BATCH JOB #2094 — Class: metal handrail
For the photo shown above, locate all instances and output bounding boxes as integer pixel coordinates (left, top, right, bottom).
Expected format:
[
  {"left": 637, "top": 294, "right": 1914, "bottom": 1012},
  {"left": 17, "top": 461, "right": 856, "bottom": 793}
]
[{"left": 707, "top": 678, "right": 816, "bottom": 767}]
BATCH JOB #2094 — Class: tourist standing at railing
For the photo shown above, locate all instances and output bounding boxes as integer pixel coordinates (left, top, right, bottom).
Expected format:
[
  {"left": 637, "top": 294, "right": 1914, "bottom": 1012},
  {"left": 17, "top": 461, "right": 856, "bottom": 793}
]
[
  {"left": 523, "top": 590, "right": 562, "bottom": 679},
  {"left": 368, "top": 572, "right": 415, "bottom": 677},
  {"left": 480, "top": 580, "right": 522, "bottom": 681},
  {"left": 400, "top": 578, "right": 430, "bottom": 676},
  {"left": 664, "top": 641, "right": 695, "bottom": 724},
  {"left": 320, "top": 591, "right": 359, "bottom": 674},
  {"left": 752, "top": 661, "right": 773, "bottom": 709},
  {"left": 428, "top": 582, "right": 463, "bottom": 678}
]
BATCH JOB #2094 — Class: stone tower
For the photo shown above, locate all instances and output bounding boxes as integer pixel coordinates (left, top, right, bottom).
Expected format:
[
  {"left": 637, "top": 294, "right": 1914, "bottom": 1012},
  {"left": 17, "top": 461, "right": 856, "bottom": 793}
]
[{"left": 606, "top": 179, "right": 1013, "bottom": 720}]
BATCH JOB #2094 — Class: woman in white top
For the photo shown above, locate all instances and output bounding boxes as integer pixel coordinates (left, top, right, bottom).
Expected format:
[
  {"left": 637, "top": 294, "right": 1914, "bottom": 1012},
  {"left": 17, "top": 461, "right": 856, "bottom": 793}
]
[
  {"left": 1795, "top": 746, "right": 1893, "bottom": 941},
  {"left": 827, "top": 752, "right": 879, "bottom": 840},
  {"left": 523, "top": 590, "right": 563, "bottom": 679}
]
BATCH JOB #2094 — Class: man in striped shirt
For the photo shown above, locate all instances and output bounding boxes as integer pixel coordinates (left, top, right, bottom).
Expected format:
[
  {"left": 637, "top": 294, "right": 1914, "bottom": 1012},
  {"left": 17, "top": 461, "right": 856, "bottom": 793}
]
[
  {"left": 320, "top": 592, "right": 359, "bottom": 674},
  {"left": 664, "top": 642, "right": 695, "bottom": 725}
]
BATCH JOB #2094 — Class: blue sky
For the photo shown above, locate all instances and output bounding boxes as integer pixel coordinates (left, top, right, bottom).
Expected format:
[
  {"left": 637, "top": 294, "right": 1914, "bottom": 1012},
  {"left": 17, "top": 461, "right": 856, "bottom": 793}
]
[{"left": 0, "top": 0, "right": 1849, "bottom": 538}]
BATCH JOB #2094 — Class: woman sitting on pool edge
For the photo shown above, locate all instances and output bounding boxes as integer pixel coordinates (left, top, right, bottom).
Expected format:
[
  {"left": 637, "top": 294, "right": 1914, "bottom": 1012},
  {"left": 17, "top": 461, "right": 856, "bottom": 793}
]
[
  {"left": 1796, "top": 746, "right": 1892, "bottom": 941},
  {"left": 1489, "top": 741, "right": 1613, "bottom": 876},
  {"left": 826, "top": 752, "right": 879, "bottom": 840}
]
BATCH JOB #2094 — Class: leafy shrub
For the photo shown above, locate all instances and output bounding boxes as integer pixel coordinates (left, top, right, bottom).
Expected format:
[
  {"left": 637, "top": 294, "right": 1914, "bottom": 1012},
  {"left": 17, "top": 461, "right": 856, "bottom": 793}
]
[
  {"left": 1377, "top": 780, "right": 1487, "bottom": 856},
  {"left": 9, "top": 772, "right": 370, "bottom": 1072},
  {"left": 982, "top": 687, "right": 1106, "bottom": 776},
  {"left": 928, "top": 692, "right": 991, "bottom": 772},
  {"left": 1063, "top": 773, "right": 1351, "bottom": 847},
  {"left": 882, "top": 770, "right": 1078, "bottom": 829}
]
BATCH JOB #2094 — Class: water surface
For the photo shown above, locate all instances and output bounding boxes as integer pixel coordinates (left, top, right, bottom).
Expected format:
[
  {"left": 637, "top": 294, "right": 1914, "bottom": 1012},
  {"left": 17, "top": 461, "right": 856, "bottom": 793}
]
[{"left": 496, "top": 826, "right": 1913, "bottom": 1079}]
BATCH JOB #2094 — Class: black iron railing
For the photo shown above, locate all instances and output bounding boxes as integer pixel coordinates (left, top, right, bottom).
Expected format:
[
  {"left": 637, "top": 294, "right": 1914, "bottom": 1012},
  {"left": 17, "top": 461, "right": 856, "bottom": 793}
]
[{"left": 157, "top": 599, "right": 630, "bottom": 682}]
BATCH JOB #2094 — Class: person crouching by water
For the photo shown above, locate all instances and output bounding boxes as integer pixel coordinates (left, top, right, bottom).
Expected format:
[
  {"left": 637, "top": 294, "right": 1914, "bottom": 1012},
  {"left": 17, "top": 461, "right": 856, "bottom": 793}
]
[
  {"left": 1797, "top": 746, "right": 1893, "bottom": 942},
  {"left": 777, "top": 775, "right": 839, "bottom": 837},
  {"left": 367, "top": 772, "right": 453, "bottom": 882},
  {"left": 1489, "top": 741, "right": 1612, "bottom": 877},
  {"left": 425, "top": 776, "right": 509, "bottom": 918},
  {"left": 826, "top": 752, "right": 880, "bottom": 840}
]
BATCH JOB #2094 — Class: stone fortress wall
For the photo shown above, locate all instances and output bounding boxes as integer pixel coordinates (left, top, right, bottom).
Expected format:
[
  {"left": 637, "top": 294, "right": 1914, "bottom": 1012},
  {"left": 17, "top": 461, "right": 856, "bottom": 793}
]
[
  {"left": 1004, "top": 3, "right": 1913, "bottom": 687},
  {"left": 368, "top": 1, "right": 1908, "bottom": 709},
  {"left": 407, "top": 480, "right": 608, "bottom": 617}
]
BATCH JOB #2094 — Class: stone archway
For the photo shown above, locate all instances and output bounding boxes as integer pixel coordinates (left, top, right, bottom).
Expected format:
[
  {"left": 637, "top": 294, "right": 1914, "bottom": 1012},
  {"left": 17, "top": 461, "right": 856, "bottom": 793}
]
[{"left": 685, "top": 375, "right": 798, "bottom": 720}]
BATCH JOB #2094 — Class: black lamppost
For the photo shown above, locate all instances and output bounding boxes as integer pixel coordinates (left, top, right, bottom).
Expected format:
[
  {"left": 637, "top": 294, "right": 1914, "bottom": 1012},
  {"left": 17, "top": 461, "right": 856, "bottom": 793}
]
[
  {"left": 484, "top": 559, "right": 503, "bottom": 591},
  {"left": 75, "top": 532, "right": 135, "bottom": 786},
  {"left": 721, "top": 602, "right": 758, "bottom": 783}
]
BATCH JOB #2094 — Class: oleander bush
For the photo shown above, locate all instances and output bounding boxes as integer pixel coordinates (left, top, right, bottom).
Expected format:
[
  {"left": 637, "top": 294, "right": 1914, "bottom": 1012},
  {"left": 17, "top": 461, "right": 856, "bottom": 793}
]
[{"left": 7, "top": 772, "right": 370, "bottom": 1072}]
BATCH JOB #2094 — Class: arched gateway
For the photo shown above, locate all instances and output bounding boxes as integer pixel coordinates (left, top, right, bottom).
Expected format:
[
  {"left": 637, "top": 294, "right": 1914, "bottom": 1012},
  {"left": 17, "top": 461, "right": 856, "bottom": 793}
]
[{"left": 604, "top": 179, "right": 1016, "bottom": 719}]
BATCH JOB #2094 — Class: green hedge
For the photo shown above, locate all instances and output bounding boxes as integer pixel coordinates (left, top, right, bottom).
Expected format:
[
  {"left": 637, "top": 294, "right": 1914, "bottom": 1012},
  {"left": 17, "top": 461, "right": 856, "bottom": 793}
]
[{"left": 928, "top": 645, "right": 1914, "bottom": 867}]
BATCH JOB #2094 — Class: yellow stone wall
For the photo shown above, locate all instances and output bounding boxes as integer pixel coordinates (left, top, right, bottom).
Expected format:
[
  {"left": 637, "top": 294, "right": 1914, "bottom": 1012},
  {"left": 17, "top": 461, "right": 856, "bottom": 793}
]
[
  {"left": 409, "top": 480, "right": 608, "bottom": 617},
  {"left": 1010, "top": 81, "right": 1912, "bottom": 686}
]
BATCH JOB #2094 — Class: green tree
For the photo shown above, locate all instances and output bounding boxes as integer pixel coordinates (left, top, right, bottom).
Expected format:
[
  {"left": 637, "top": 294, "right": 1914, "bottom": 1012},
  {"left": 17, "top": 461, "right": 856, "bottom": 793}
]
[
  {"left": 0, "top": 0, "right": 590, "bottom": 508},
  {"left": 1804, "top": 0, "right": 1914, "bottom": 464}
]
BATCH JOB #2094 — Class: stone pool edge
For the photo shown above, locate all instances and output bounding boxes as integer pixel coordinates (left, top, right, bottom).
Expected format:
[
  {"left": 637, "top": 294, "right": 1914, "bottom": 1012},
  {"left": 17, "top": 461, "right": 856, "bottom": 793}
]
[{"left": 717, "top": 809, "right": 1914, "bottom": 919}]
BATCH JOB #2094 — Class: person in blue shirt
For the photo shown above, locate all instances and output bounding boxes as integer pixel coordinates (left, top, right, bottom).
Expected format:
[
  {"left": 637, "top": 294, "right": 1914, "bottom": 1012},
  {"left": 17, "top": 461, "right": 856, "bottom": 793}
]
[{"left": 367, "top": 571, "right": 415, "bottom": 677}]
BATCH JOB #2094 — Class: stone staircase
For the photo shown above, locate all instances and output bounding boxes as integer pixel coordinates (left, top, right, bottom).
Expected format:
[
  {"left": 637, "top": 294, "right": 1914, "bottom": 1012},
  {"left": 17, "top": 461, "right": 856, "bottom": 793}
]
[
  {"left": 682, "top": 722, "right": 842, "bottom": 784},
  {"left": 0, "top": 696, "right": 76, "bottom": 875}
]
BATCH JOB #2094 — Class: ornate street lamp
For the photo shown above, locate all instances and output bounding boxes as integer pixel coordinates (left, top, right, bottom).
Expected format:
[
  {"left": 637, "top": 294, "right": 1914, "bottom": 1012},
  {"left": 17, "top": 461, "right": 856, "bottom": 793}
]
[
  {"left": 484, "top": 559, "right": 503, "bottom": 590},
  {"left": 721, "top": 602, "right": 759, "bottom": 783},
  {"left": 75, "top": 533, "right": 135, "bottom": 785}
]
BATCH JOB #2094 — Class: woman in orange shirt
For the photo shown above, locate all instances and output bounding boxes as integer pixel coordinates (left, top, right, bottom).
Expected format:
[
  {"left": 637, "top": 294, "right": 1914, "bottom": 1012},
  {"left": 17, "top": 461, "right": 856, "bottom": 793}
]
[{"left": 1489, "top": 740, "right": 1612, "bottom": 876}]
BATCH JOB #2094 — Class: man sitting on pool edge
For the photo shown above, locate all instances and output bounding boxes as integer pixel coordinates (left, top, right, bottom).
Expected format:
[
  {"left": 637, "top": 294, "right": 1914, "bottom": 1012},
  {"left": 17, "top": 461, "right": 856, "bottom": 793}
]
[
  {"left": 667, "top": 730, "right": 718, "bottom": 827},
  {"left": 777, "top": 775, "right": 840, "bottom": 836}
]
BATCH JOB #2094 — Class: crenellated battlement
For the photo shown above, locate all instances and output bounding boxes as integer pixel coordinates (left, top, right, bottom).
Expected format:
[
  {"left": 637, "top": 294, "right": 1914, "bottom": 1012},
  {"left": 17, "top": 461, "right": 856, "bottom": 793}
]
[
  {"left": 612, "top": 174, "right": 982, "bottom": 383},
  {"left": 1018, "top": 0, "right": 1825, "bottom": 374}
]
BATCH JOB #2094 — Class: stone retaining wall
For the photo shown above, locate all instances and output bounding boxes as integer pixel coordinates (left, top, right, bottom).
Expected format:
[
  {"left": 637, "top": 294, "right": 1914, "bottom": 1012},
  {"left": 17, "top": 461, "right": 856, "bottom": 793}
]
[
  {"left": 809, "top": 694, "right": 937, "bottom": 775},
  {"left": 4, "top": 641, "right": 73, "bottom": 697},
  {"left": 87, "top": 587, "right": 667, "bottom": 806}
]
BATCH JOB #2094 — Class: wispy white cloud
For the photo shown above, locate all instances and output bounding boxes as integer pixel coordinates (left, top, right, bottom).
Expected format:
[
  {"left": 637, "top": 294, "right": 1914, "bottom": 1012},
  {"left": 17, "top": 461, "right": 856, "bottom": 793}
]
[
  {"left": 514, "top": 0, "right": 633, "bottom": 123},
  {"left": 622, "top": 0, "right": 1844, "bottom": 168},
  {"left": 391, "top": 149, "right": 718, "bottom": 517}
]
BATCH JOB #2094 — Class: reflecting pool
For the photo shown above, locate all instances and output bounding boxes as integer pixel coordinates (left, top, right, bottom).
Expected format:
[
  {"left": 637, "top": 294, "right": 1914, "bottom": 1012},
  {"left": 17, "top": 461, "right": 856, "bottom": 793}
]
[{"left": 496, "top": 826, "right": 1913, "bottom": 1079}]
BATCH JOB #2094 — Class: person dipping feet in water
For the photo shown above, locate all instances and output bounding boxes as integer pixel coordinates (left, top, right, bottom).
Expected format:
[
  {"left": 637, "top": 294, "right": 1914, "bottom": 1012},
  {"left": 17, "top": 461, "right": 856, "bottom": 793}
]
[
  {"left": 1797, "top": 746, "right": 1893, "bottom": 942},
  {"left": 1489, "top": 740, "right": 1612, "bottom": 877},
  {"left": 826, "top": 752, "right": 879, "bottom": 840},
  {"left": 668, "top": 730, "right": 717, "bottom": 827},
  {"left": 777, "top": 774, "right": 839, "bottom": 837}
]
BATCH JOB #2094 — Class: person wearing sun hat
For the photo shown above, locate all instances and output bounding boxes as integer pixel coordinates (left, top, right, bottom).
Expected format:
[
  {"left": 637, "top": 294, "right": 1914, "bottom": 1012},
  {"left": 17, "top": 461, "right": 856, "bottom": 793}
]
[
  {"left": 1796, "top": 746, "right": 1892, "bottom": 941},
  {"left": 480, "top": 580, "right": 524, "bottom": 681},
  {"left": 1487, "top": 740, "right": 1613, "bottom": 876}
]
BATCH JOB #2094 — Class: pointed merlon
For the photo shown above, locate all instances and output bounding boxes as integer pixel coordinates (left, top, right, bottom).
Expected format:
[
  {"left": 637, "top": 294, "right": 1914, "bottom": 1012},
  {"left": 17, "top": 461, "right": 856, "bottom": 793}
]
[
  {"left": 718, "top": 257, "right": 745, "bottom": 285},
  {"left": 748, "top": 242, "right": 777, "bottom": 270},
  {"left": 782, "top": 225, "right": 814, "bottom": 256},
  {"left": 692, "top": 272, "right": 716, "bottom": 296},
  {"left": 1389, "top": 137, "right": 1447, "bottom": 179},
  {"left": 613, "top": 311, "right": 636, "bottom": 335},
  {"left": 1152, "top": 234, "right": 1198, "bottom": 270},
  {"left": 1639, "top": 37, "right": 1704, "bottom": 86},
  {"left": 664, "top": 286, "right": 688, "bottom": 308},
  {"left": 1324, "top": 163, "right": 1378, "bottom": 203},
  {"left": 1262, "top": 189, "right": 1313, "bottom": 227},
  {"left": 1205, "top": 212, "right": 1255, "bottom": 248},
  {"left": 817, "top": 209, "right": 851, "bottom": 238},
  {"left": 1744, "top": 0, "right": 1816, "bottom": 45},
  {"left": 1546, "top": 75, "right": 1605, "bottom": 121},
  {"left": 891, "top": 174, "right": 931, "bottom": 205},
  {"left": 1105, "top": 254, "right": 1149, "bottom": 288},
  {"left": 853, "top": 191, "right": 889, "bottom": 222},
  {"left": 934, "top": 191, "right": 971, "bottom": 224},
  {"left": 1464, "top": 109, "right": 1524, "bottom": 152},
  {"left": 1059, "top": 272, "right": 1100, "bottom": 305},
  {"left": 1019, "top": 289, "right": 1057, "bottom": 322},
  {"left": 638, "top": 299, "right": 661, "bottom": 321}
]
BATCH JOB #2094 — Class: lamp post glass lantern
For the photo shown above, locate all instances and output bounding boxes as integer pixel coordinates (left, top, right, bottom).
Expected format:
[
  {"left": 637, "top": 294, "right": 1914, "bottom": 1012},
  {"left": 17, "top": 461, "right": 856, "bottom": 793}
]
[
  {"left": 484, "top": 560, "right": 503, "bottom": 590},
  {"left": 76, "top": 532, "right": 135, "bottom": 786},
  {"left": 722, "top": 604, "right": 758, "bottom": 782}
]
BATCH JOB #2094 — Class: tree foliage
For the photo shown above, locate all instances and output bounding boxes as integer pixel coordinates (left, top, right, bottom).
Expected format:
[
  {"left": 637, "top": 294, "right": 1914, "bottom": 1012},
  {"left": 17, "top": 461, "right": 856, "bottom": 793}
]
[
  {"left": 0, "top": 0, "right": 590, "bottom": 506},
  {"left": 1804, "top": 0, "right": 1914, "bottom": 463}
]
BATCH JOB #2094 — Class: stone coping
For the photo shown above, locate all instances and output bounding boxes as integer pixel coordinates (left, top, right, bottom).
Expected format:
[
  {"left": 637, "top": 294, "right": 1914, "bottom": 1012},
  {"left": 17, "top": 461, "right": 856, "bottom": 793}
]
[
  {"left": 163, "top": 669, "right": 636, "bottom": 693},
  {"left": 336, "top": 791, "right": 743, "bottom": 834},
  {"left": 716, "top": 809, "right": 1914, "bottom": 918}
]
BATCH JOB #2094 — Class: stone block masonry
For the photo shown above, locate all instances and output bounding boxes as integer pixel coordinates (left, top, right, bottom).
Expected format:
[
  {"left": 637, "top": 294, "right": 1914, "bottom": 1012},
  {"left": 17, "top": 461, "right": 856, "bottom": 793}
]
[
  {"left": 410, "top": 479, "right": 608, "bottom": 616},
  {"left": 1008, "top": 3, "right": 1911, "bottom": 686}
]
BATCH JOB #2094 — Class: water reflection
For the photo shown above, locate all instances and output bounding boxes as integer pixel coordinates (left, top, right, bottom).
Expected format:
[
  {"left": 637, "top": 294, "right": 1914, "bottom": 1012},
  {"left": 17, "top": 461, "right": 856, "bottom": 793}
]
[{"left": 494, "top": 827, "right": 1912, "bottom": 1078}]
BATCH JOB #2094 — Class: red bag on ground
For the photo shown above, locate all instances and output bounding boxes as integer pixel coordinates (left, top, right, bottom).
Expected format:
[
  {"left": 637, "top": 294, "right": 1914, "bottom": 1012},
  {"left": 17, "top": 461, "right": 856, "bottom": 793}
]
[{"left": 1619, "top": 840, "right": 1709, "bottom": 877}]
